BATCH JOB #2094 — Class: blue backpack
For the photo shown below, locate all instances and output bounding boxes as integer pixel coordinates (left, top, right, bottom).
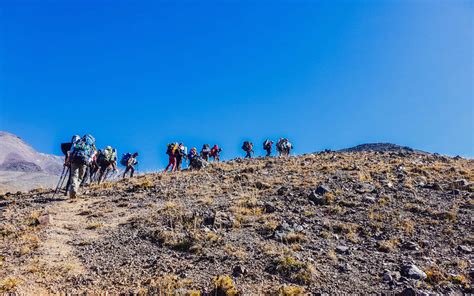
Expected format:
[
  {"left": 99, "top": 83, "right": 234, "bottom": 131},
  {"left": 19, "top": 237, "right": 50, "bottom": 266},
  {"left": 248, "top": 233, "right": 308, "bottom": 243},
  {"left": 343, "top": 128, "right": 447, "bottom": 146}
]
[
  {"left": 71, "top": 134, "right": 95, "bottom": 164},
  {"left": 120, "top": 153, "right": 132, "bottom": 166}
]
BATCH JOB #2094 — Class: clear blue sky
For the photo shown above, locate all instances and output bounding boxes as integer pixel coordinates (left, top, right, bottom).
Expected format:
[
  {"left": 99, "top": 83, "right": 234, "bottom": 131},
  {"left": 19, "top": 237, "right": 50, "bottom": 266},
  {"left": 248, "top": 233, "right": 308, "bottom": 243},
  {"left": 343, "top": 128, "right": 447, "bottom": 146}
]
[{"left": 0, "top": 0, "right": 472, "bottom": 171}]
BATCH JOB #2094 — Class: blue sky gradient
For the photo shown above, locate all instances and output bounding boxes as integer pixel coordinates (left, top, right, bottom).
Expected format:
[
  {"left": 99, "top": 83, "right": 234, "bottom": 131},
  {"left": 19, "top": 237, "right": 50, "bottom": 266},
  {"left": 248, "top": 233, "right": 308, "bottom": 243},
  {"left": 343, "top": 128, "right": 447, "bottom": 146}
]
[{"left": 0, "top": 0, "right": 472, "bottom": 170}]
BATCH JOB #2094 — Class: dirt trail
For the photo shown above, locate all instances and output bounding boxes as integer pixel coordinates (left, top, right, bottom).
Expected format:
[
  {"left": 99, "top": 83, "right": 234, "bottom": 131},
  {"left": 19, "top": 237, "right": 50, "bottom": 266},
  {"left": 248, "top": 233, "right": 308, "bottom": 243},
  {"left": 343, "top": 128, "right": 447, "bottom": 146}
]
[{"left": 16, "top": 194, "right": 133, "bottom": 294}]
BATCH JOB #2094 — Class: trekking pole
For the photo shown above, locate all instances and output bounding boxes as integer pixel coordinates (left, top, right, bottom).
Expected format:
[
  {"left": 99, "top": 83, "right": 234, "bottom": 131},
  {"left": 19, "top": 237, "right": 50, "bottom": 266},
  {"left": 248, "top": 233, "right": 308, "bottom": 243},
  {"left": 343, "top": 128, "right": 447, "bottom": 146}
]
[{"left": 52, "top": 166, "right": 67, "bottom": 199}]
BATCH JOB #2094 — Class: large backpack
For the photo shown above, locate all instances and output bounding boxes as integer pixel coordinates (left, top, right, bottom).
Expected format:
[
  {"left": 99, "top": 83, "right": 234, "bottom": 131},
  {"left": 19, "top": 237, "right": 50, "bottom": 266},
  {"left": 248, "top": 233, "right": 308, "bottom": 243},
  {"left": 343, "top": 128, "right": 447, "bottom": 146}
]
[
  {"left": 102, "top": 147, "right": 116, "bottom": 162},
  {"left": 263, "top": 140, "right": 271, "bottom": 149},
  {"left": 71, "top": 135, "right": 95, "bottom": 164},
  {"left": 166, "top": 143, "right": 177, "bottom": 156},
  {"left": 242, "top": 141, "right": 251, "bottom": 151},
  {"left": 61, "top": 142, "right": 72, "bottom": 156},
  {"left": 120, "top": 153, "right": 132, "bottom": 166}
]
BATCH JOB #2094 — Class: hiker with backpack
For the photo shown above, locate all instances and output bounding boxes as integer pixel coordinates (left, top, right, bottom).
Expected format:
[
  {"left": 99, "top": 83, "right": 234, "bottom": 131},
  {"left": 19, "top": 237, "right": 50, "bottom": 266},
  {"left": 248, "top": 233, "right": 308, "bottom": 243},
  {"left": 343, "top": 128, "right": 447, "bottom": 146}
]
[
  {"left": 263, "top": 139, "right": 274, "bottom": 157},
  {"left": 164, "top": 143, "right": 178, "bottom": 173},
  {"left": 242, "top": 141, "right": 254, "bottom": 158},
  {"left": 121, "top": 152, "right": 139, "bottom": 178},
  {"left": 209, "top": 144, "right": 222, "bottom": 162},
  {"left": 200, "top": 144, "right": 211, "bottom": 161},
  {"left": 66, "top": 134, "right": 96, "bottom": 198},
  {"left": 188, "top": 147, "right": 206, "bottom": 170},
  {"left": 97, "top": 146, "right": 118, "bottom": 184},
  {"left": 276, "top": 138, "right": 293, "bottom": 156},
  {"left": 175, "top": 143, "right": 187, "bottom": 171},
  {"left": 57, "top": 135, "right": 80, "bottom": 197}
]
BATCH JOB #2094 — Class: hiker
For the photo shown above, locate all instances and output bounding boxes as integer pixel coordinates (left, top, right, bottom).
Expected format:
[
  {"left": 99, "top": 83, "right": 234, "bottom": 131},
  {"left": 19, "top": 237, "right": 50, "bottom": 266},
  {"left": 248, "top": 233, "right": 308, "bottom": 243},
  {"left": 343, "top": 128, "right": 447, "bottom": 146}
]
[
  {"left": 80, "top": 153, "right": 98, "bottom": 186},
  {"left": 263, "top": 139, "right": 274, "bottom": 157},
  {"left": 276, "top": 138, "right": 293, "bottom": 156},
  {"left": 242, "top": 141, "right": 254, "bottom": 158},
  {"left": 97, "top": 146, "right": 118, "bottom": 184},
  {"left": 175, "top": 143, "right": 187, "bottom": 171},
  {"left": 164, "top": 143, "right": 178, "bottom": 173},
  {"left": 188, "top": 147, "right": 205, "bottom": 170},
  {"left": 209, "top": 144, "right": 222, "bottom": 162},
  {"left": 121, "top": 152, "right": 139, "bottom": 178},
  {"left": 66, "top": 134, "right": 96, "bottom": 198},
  {"left": 200, "top": 144, "right": 211, "bottom": 161},
  {"left": 61, "top": 135, "right": 80, "bottom": 196}
]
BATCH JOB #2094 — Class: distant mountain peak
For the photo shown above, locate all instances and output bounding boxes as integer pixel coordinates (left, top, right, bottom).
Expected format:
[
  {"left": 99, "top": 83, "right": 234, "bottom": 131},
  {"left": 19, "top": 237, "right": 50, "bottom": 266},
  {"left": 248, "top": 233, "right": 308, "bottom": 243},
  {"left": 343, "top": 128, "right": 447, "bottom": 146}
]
[
  {"left": 339, "top": 143, "right": 427, "bottom": 154},
  {"left": 0, "top": 131, "right": 63, "bottom": 175}
]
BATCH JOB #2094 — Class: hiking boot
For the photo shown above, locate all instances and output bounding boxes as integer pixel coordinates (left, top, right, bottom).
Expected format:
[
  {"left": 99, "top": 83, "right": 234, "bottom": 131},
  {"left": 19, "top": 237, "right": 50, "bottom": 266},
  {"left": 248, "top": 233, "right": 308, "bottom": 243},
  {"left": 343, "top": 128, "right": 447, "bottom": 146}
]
[{"left": 70, "top": 192, "right": 77, "bottom": 199}]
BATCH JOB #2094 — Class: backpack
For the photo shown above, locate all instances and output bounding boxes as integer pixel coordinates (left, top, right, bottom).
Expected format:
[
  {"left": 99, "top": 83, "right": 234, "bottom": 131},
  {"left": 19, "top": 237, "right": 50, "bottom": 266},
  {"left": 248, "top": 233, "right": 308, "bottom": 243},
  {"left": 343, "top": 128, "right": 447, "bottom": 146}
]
[
  {"left": 166, "top": 143, "right": 177, "bottom": 156},
  {"left": 102, "top": 147, "right": 116, "bottom": 162},
  {"left": 202, "top": 144, "right": 210, "bottom": 153},
  {"left": 61, "top": 142, "right": 72, "bottom": 156},
  {"left": 120, "top": 153, "right": 132, "bottom": 166},
  {"left": 71, "top": 135, "right": 95, "bottom": 164},
  {"left": 242, "top": 141, "right": 251, "bottom": 151},
  {"left": 263, "top": 140, "right": 271, "bottom": 149}
]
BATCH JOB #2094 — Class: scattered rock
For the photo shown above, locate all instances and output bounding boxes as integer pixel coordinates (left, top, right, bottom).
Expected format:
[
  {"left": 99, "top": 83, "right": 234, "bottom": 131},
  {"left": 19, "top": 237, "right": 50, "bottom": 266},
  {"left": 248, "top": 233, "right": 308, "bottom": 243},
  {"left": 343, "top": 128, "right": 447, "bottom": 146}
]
[
  {"left": 382, "top": 270, "right": 393, "bottom": 282},
  {"left": 457, "top": 245, "right": 472, "bottom": 253},
  {"left": 335, "top": 245, "right": 350, "bottom": 255},
  {"left": 308, "top": 192, "right": 329, "bottom": 205},
  {"left": 315, "top": 185, "right": 331, "bottom": 195},
  {"left": 232, "top": 265, "right": 246, "bottom": 277},
  {"left": 400, "top": 264, "right": 427, "bottom": 280},
  {"left": 398, "top": 287, "right": 416, "bottom": 296},
  {"left": 255, "top": 181, "right": 270, "bottom": 190},
  {"left": 364, "top": 196, "right": 376, "bottom": 203},
  {"left": 37, "top": 214, "right": 52, "bottom": 226},
  {"left": 355, "top": 183, "right": 376, "bottom": 194},
  {"left": 264, "top": 203, "right": 276, "bottom": 213},
  {"left": 402, "top": 241, "right": 420, "bottom": 251}
]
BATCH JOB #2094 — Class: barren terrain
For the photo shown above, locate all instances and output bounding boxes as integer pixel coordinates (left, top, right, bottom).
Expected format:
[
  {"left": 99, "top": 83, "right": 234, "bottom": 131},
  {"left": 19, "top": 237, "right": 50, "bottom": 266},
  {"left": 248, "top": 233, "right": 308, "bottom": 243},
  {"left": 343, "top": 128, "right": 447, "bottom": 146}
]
[{"left": 1, "top": 150, "right": 473, "bottom": 295}]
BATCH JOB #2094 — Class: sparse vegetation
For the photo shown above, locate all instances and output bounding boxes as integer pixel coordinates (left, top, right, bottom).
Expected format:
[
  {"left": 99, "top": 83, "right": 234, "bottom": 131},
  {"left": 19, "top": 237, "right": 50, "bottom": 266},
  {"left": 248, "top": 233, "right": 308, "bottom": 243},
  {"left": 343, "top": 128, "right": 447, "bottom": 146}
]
[{"left": 1, "top": 150, "right": 472, "bottom": 294}]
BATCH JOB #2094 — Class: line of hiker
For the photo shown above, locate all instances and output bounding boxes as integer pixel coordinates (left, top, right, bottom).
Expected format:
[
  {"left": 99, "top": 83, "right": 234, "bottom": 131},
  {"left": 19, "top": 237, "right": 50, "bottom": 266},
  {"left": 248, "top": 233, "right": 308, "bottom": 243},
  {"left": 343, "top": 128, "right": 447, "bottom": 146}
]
[
  {"left": 242, "top": 138, "right": 293, "bottom": 159},
  {"left": 55, "top": 134, "right": 292, "bottom": 197},
  {"left": 58, "top": 134, "right": 139, "bottom": 198},
  {"left": 163, "top": 143, "right": 222, "bottom": 172}
]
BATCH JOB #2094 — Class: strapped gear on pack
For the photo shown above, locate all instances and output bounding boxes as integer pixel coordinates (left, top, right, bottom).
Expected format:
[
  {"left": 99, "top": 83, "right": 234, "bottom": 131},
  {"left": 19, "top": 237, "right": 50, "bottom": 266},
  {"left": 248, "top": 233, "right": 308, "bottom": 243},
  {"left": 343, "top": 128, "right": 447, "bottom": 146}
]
[
  {"left": 120, "top": 153, "right": 132, "bottom": 166},
  {"left": 70, "top": 135, "right": 95, "bottom": 164}
]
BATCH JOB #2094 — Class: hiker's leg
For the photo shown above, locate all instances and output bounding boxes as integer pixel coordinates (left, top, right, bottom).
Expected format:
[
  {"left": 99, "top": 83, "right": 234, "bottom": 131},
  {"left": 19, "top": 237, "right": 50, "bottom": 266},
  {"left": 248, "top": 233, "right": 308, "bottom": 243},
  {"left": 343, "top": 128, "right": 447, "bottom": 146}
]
[
  {"left": 64, "top": 168, "right": 72, "bottom": 196},
  {"left": 80, "top": 166, "right": 88, "bottom": 186},
  {"left": 98, "top": 167, "right": 105, "bottom": 184},
  {"left": 164, "top": 156, "right": 173, "bottom": 172},
  {"left": 70, "top": 163, "right": 85, "bottom": 198},
  {"left": 123, "top": 166, "right": 129, "bottom": 178},
  {"left": 171, "top": 157, "right": 176, "bottom": 172},
  {"left": 130, "top": 166, "right": 135, "bottom": 177}
]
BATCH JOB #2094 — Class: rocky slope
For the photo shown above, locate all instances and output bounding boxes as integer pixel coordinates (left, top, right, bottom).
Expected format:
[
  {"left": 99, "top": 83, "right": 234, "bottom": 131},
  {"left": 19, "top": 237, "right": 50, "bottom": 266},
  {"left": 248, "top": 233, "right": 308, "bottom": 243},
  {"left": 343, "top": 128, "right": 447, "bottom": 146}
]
[
  {"left": 339, "top": 143, "right": 428, "bottom": 154},
  {"left": 0, "top": 131, "right": 63, "bottom": 193},
  {"left": 0, "top": 151, "right": 473, "bottom": 295}
]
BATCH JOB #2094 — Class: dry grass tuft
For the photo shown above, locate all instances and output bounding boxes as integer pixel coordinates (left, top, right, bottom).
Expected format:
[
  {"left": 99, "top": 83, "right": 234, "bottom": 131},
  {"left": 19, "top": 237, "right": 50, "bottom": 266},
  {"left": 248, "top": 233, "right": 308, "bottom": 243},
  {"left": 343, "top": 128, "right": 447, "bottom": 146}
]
[
  {"left": 0, "top": 277, "right": 21, "bottom": 292},
  {"left": 277, "top": 285, "right": 306, "bottom": 296},
  {"left": 212, "top": 275, "right": 239, "bottom": 296},
  {"left": 377, "top": 239, "right": 399, "bottom": 253}
]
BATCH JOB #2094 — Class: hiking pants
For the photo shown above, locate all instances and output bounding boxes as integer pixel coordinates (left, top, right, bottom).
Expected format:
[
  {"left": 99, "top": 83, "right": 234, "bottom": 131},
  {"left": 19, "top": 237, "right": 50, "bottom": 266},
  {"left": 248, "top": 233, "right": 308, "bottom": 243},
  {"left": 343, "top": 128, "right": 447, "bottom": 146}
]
[
  {"left": 265, "top": 148, "right": 271, "bottom": 157},
  {"left": 98, "top": 164, "right": 111, "bottom": 184},
  {"left": 176, "top": 155, "right": 183, "bottom": 171},
  {"left": 164, "top": 155, "right": 176, "bottom": 172},
  {"left": 124, "top": 165, "right": 135, "bottom": 178},
  {"left": 245, "top": 151, "right": 252, "bottom": 158},
  {"left": 70, "top": 162, "right": 87, "bottom": 197}
]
